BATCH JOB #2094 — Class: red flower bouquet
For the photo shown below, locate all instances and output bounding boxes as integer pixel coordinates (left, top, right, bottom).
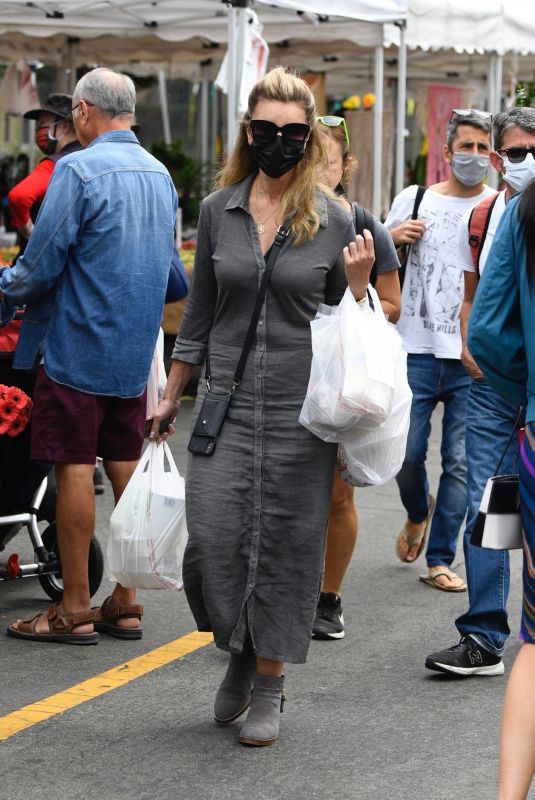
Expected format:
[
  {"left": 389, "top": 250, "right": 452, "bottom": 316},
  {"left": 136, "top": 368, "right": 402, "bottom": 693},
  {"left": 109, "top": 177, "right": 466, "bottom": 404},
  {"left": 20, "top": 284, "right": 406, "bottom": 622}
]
[{"left": 0, "top": 384, "right": 32, "bottom": 436}]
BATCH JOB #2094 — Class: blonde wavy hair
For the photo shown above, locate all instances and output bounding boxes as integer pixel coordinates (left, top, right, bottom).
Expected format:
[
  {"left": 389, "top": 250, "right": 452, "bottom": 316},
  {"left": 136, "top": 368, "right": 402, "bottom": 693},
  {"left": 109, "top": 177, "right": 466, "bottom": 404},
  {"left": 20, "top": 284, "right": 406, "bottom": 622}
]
[{"left": 216, "top": 66, "right": 328, "bottom": 244}]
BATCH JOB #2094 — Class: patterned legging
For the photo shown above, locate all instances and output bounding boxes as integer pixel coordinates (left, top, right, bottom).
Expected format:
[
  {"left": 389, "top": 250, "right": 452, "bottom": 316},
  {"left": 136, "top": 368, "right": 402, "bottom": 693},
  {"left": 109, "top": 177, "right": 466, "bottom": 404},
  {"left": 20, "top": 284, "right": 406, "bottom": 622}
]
[{"left": 519, "top": 421, "right": 535, "bottom": 643}]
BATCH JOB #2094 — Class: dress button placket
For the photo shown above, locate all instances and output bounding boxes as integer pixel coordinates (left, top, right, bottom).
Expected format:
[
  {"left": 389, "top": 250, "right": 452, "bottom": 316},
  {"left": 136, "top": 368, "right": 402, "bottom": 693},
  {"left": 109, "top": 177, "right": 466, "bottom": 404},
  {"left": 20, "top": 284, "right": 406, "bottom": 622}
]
[{"left": 248, "top": 293, "right": 266, "bottom": 596}]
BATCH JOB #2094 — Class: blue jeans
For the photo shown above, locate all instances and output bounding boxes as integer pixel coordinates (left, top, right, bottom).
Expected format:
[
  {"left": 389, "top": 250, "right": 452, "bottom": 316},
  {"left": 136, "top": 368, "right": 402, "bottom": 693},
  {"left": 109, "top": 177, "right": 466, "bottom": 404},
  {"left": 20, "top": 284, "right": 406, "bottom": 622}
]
[
  {"left": 456, "top": 379, "right": 521, "bottom": 656},
  {"left": 396, "top": 353, "right": 470, "bottom": 568}
]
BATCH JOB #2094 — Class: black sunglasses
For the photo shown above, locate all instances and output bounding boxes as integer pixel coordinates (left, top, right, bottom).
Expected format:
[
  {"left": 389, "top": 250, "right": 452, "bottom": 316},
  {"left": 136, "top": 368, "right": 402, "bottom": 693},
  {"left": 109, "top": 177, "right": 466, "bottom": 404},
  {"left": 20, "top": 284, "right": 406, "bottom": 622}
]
[
  {"left": 249, "top": 119, "right": 310, "bottom": 144},
  {"left": 497, "top": 146, "right": 535, "bottom": 164}
]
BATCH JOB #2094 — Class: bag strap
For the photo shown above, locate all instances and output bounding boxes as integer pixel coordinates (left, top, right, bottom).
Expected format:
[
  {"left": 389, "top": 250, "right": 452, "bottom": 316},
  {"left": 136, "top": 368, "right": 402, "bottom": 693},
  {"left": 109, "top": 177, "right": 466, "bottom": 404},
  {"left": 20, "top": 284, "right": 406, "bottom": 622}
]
[
  {"left": 411, "top": 185, "right": 426, "bottom": 220},
  {"left": 205, "top": 221, "right": 291, "bottom": 393},
  {"left": 398, "top": 185, "right": 426, "bottom": 291},
  {"left": 467, "top": 192, "right": 500, "bottom": 275},
  {"left": 495, "top": 405, "right": 525, "bottom": 475},
  {"left": 352, "top": 202, "right": 377, "bottom": 287}
]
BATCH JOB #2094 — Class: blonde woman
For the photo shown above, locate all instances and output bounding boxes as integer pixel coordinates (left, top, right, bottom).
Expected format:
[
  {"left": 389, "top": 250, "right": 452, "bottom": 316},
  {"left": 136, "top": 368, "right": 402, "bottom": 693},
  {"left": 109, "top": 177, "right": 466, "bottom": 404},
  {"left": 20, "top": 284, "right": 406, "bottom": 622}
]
[
  {"left": 152, "top": 67, "right": 371, "bottom": 747},
  {"left": 312, "top": 117, "right": 401, "bottom": 640}
]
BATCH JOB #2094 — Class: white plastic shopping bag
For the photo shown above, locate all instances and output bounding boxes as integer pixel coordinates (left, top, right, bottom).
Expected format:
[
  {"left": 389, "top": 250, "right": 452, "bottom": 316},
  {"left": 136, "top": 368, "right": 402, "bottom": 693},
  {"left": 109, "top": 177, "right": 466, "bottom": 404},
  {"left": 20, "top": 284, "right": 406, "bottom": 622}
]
[
  {"left": 339, "top": 286, "right": 401, "bottom": 429},
  {"left": 299, "top": 304, "right": 351, "bottom": 441},
  {"left": 107, "top": 441, "right": 187, "bottom": 590},
  {"left": 146, "top": 328, "right": 166, "bottom": 420},
  {"left": 337, "top": 349, "right": 412, "bottom": 487},
  {"left": 300, "top": 286, "right": 402, "bottom": 441}
]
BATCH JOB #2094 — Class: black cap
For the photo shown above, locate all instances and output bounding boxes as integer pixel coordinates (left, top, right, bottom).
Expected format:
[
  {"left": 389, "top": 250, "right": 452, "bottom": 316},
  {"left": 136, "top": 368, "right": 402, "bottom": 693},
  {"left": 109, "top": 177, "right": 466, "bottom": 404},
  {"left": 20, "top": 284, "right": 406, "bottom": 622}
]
[{"left": 23, "top": 93, "right": 73, "bottom": 122}]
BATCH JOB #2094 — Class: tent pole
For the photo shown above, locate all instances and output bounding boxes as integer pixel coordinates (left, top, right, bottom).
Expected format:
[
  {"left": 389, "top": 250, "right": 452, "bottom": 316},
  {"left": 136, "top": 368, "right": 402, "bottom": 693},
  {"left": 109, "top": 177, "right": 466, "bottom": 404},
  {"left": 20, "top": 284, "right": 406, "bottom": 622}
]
[
  {"left": 200, "top": 61, "right": 210, "bottom": 196},
  {"left": 226, "top": 5, "right": 238, "bottom": 150},
  {"left": 395, "top": 21, "right": 407, "bottom": 195},
  {"left": 158, "top": 69, "right": 172, "bottom": 145},
  {"left": 227, "top": 0, "right": 249, "bottom": 150},
  {"left": 236, "top": 4, "right": 247, "bottom": 109},
  {"left": 373, "top": 42, "right": 384, "bottom": 218},
  {"left": 487, "top": 54, "right": 503, "bottom": 189},
  {"left": 67, "top": 37, "right": 78, "bottom": 93},
  {"left": 200, "top": 64, "right": 210, "bottom": 165}
]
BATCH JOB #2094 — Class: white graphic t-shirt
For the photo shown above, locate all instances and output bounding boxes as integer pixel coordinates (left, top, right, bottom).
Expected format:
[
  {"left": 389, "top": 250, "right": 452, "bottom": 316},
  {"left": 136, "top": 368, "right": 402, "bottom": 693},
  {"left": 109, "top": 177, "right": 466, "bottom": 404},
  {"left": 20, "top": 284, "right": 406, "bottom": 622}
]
[
  {"left": 385, "top": 184, "right": 495, "bottom": 359},
  {"left": 458, "top": 190, "right": 505, "bottom": 277}
]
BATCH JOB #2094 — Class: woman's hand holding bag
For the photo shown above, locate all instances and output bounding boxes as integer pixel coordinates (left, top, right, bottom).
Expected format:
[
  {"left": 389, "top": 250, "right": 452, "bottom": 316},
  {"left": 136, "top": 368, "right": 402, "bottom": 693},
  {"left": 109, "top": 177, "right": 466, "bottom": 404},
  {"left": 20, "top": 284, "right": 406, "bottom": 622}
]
[{"left": 107, "top": 441, "right": 187, "bottom": 590}]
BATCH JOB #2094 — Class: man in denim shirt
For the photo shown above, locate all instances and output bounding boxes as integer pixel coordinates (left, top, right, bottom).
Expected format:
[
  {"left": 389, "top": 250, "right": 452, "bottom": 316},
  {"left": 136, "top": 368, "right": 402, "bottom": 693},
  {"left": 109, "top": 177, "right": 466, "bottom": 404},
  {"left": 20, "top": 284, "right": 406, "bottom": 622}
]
[{"left": 0, "top": 68, "right": 178, "bottom": 645}]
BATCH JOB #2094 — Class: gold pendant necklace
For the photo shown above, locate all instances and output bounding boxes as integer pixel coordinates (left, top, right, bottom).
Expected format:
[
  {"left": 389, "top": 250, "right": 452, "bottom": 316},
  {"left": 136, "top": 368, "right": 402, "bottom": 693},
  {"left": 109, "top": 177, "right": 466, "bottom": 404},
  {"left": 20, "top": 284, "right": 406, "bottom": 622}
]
[{"left": 254, "top": 200, "right": 282, "bottom": 235}]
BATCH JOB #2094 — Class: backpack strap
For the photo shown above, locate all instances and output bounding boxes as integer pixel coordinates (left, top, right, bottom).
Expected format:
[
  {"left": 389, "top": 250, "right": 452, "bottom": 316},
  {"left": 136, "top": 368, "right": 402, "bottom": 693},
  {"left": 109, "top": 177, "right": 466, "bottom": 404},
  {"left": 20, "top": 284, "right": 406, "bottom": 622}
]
[
  {"left": 411, "top": 185, "right": 427, "bottom": 220},
  {"left": 398, "top": 185, "right": 426, "bottom": 290},
  {"left": 468, "top": 192, "right": 500, "bottom": 275},
  {"left": 352, "top": 202, "right": 377, "bottom": 287}
]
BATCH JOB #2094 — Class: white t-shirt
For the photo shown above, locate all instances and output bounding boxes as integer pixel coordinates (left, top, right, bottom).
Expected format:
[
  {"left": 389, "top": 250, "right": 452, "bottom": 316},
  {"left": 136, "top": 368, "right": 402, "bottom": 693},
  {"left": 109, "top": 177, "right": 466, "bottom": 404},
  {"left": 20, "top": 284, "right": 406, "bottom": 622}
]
[
  {"left": 385, "top": 184, "right": 495, "bottom": 359},
  {"left": 458, "top": 190, "right": 506, "bottom": 277}
]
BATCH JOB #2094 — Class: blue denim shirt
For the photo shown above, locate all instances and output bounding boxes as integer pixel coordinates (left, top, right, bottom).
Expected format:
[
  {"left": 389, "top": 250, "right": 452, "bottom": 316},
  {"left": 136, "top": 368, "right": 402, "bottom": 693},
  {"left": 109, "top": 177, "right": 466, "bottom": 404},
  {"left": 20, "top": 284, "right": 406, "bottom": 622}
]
[{"left": 0, "top": 130, "right": 178, "bottom": 397}]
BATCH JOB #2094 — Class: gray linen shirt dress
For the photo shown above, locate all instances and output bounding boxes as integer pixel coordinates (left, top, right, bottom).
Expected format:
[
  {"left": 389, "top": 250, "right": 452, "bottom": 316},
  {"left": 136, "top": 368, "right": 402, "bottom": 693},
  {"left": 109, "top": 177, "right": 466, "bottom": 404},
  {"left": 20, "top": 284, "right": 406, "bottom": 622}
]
[{"left": 173, "top": 174, "right": 355, "bottom": 664}]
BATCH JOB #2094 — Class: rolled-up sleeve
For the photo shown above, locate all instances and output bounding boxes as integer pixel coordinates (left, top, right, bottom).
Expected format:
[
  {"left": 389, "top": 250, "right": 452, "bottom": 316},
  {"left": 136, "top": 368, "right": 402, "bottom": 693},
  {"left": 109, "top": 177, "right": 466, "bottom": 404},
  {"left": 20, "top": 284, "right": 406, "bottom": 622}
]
[{"left": 172, "top": 200, "right": 218, "bottom": 364}]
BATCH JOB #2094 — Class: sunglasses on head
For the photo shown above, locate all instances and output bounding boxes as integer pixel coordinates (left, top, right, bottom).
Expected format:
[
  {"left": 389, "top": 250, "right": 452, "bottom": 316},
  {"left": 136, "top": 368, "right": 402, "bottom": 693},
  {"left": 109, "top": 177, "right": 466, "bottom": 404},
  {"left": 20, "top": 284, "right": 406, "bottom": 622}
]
[
  {"left": 450, "top": 108, "right": 492, "bottom": 124},
  {"left": 249, "top": 119, "right": 310, "bottom": 144},
  {"left": 497, "top": 146, "right": 535, "bottom": 163},
  {"left": 316, "top": 115, "right": 350, "bottom": 147}
]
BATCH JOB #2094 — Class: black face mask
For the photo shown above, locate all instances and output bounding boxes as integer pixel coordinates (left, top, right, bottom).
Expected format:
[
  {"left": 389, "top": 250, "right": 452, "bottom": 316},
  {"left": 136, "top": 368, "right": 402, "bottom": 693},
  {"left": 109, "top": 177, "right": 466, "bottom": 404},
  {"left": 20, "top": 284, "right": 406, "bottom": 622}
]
[{"left": 251, "top": 135, "right": 306, "bottom": 178}]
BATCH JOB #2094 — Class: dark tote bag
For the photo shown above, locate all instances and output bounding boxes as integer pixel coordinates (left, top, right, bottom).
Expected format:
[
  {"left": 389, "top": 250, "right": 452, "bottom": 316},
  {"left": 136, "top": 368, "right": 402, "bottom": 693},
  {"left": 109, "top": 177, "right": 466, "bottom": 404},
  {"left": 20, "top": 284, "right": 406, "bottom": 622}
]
[{"left": 188, "top": 222, "right": 290, "bottom": 457}]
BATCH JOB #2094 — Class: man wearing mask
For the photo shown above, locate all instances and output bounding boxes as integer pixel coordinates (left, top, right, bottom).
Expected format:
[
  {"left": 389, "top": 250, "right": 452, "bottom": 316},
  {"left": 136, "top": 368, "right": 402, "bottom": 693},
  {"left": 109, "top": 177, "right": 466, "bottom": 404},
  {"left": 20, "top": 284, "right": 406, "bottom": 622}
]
[
  {"left": 385, "top": 109, "right": 493, "bottom": 591},
  {"left": 0, "top": 67, "right": 177, "bottom": 645},
  {"left": 8, "top": 94, "right": 81, "bottom": 246},
  {"left": 426, "top": 107, "right": 535, "bottom": 675}
]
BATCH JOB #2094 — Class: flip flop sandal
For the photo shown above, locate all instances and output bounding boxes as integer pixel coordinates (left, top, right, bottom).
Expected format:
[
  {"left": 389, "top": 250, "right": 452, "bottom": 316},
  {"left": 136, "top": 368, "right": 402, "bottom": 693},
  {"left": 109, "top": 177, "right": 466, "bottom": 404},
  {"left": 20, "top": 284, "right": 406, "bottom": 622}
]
[
  {"left": 395, "top": 494, "right": 436, "bottom": 563},
  {"left": 7, "top": 604, "right": 99, "bottom": 645},
  {"left": 93, "top": 596, "right": 143, "bottom": 640},
  {"left": 419, "top": 567, "right": 467, "bottom": 593}
]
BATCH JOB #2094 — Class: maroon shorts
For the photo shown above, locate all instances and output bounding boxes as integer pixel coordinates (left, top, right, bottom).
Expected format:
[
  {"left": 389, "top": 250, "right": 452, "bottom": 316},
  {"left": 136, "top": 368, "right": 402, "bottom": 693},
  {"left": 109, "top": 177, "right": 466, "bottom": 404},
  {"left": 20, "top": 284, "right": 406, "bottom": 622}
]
[{"left": 31, "top": 368, "right": 147, "bottom": 464}]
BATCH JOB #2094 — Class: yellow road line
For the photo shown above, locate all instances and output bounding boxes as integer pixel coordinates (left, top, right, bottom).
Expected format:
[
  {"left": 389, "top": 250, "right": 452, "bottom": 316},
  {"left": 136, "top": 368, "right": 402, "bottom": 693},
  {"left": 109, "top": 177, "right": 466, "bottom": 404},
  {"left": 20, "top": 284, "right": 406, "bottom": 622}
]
[{"left": 0, "top": 630, "right": 213, "bottom": 742}]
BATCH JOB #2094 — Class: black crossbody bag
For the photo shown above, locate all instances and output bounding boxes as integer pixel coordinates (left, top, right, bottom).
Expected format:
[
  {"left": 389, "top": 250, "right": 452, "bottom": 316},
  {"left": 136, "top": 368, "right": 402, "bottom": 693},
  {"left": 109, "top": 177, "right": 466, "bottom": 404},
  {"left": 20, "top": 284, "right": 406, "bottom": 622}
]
[{"left": 188, "top": 222, "right": 290, "bottom": 456}]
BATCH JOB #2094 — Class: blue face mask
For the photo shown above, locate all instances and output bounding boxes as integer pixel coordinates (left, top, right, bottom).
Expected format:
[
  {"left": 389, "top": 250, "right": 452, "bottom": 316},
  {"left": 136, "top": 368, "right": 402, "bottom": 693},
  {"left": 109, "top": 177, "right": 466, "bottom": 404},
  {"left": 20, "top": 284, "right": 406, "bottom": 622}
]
[
  {"left": 451, "top": 153, "right": 490, "bottom": 187},
  {"left": 502, "top": 153, "right": 535, "bottom": 193}
]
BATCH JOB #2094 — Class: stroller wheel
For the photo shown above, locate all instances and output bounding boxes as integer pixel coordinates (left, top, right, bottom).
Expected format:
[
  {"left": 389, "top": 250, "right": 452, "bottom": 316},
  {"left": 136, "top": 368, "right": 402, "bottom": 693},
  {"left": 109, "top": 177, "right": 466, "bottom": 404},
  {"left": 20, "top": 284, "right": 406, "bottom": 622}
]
[{"left": 38, "top": 523, "right": 105, "bottom": 602}]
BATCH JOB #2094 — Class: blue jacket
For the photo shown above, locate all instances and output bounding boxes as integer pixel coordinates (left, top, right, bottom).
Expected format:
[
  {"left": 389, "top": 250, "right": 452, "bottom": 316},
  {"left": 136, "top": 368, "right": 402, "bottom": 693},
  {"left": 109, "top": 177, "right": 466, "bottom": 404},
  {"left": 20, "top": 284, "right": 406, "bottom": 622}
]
[
  {"left": 468, "top": 194, "right": 535, "bottom": 422},
  {"left": 0, "top": 130, "right": 178, "bottom": 397}
]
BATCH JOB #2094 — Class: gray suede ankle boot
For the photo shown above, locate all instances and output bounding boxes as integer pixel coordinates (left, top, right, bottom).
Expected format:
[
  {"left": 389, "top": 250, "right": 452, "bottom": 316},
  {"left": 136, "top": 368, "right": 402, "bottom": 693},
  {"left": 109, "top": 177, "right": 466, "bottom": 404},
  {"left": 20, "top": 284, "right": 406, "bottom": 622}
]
[
  {"left": 238, "top": 673, "right": 285, "bottom": 747},
  {"left": 213, "top": 646, "right": 257, "bottom": 724}
]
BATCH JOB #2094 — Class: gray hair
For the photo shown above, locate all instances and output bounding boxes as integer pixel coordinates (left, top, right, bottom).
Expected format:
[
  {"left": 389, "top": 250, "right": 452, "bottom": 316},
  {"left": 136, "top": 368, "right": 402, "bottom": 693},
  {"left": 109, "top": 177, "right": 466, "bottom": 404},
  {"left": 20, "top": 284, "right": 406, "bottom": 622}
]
[
  {"left": 73, "top": 67, "right": 136, "bottom": 118},
  {"left": 493, "top": 107, "right": 535, "bottom": 151},
  {"left": 446, "top": 112, "right": 491, "bottom": 150}
]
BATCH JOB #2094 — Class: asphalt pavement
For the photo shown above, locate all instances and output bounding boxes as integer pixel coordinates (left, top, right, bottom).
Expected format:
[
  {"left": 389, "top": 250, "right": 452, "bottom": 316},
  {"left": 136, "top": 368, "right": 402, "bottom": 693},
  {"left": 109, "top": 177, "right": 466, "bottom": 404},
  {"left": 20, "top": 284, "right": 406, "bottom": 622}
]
[{"left": 0, "top": 400, "right": 529, "bottom": 800}]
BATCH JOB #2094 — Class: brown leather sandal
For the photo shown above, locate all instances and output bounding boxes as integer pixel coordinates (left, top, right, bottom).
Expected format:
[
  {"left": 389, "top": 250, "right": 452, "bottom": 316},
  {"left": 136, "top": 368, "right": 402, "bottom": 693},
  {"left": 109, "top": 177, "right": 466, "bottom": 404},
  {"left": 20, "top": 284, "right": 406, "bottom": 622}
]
[
  {"left": 93, "top": 596, "right": 143, "bottom": 640},
  {"left": 7, "top": 604, "right": 99, "bottom": 645}
]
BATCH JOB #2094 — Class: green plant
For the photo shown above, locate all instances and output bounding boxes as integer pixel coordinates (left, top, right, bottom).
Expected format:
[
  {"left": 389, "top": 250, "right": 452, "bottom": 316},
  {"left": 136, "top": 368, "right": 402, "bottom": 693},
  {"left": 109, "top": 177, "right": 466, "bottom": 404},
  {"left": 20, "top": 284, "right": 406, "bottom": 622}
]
[{"left": 151, "top": 139, "right": 211, "bottom": 223}]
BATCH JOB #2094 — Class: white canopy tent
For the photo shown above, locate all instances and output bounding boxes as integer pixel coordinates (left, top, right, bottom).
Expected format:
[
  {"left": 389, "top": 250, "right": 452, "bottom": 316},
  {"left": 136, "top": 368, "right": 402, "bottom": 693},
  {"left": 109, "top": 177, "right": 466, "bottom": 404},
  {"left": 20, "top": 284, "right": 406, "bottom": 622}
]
[
  {"left": 0, "top": 0, "right": 407, "bottom": 215},
  {"left": 3, "top": 2, "right": 535, "bottom": 207}
]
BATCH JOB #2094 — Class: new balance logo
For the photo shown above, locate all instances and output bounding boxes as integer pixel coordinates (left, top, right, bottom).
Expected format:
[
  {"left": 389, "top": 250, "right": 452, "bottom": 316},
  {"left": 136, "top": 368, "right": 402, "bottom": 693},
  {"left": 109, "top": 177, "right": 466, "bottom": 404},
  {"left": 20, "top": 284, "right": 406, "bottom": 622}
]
[{"left": 469, "top": 650, "right": 483, "bottom": 665}]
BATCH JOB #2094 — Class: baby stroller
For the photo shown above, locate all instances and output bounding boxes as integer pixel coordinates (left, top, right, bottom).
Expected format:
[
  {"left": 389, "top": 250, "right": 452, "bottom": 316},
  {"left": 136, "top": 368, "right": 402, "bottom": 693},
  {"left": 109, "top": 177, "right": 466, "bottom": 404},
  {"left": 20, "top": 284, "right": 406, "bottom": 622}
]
[{"left": 0, "top": 435, "right": 104, "bottom": 602}]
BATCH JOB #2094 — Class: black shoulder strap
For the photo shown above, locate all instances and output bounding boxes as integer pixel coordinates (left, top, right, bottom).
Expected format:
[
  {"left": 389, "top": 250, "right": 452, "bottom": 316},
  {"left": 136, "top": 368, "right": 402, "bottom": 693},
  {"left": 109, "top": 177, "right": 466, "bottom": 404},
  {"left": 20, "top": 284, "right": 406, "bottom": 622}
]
[
  {"left": 412, "top": 185, "right": 426, "bottom": 219},
  {"left": 352, "top": 202, "right": 377, "bottom": 287},
  {"left": 398, "top": 185, "right": 427, "bottom": 291},
  {"left": 205, "top": 221, "right": 290, "bottom": 392},
  {"left": 352, "top": 203, "right": 375, "bottom": 239}
]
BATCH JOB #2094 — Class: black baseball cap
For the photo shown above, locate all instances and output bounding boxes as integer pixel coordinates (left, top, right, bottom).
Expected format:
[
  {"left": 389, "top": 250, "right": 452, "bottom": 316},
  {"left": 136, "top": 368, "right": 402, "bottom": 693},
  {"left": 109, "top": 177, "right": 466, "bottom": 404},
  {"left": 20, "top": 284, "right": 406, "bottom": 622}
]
[{"left": 23, "top": 93, "right": 73, "bottom": 122}]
